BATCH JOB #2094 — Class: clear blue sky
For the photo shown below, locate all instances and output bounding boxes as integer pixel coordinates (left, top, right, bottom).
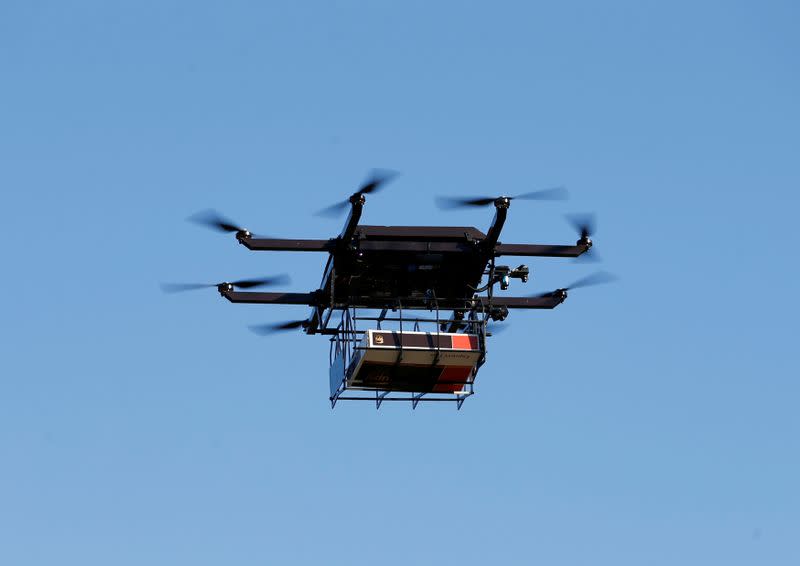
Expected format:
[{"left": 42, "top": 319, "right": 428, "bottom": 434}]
[{"left": 2, "top": 1, "right": 798, "bottom": 564}]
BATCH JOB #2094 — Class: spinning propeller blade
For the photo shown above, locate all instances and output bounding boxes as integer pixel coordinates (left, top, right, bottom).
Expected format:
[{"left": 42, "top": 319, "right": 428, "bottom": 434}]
[
  {"left": 436, "top": 186, "right": 568, "bottom": 209},
  {"left": 187, "top": 209, "right": 246, "bottom": 233},
  {"left": 248, "top": 319, "right": 307, "bottom": 335},
  {"left": 226, "top": 275, "right": 291, "bottom": 289},
  {"left": 566, "top": 213, "right": 595, "bottom": 241},
  {"left": 531, "top": 271, "right": 618, "bottom": 298},
  {"left": 566, "top": 213, "right": 601, "bottom": 262},
  {"left": 159, "top": 283, "right": 216, "bottom": 293},
  {"left": 514, "top": 186, "right": 571, "bottom": 201},
  {"left": 160, "top": 274, "right": 291, "bottom": 294},
  {"left": 315, "top": 169, "right": 399, "bottom": 217}
]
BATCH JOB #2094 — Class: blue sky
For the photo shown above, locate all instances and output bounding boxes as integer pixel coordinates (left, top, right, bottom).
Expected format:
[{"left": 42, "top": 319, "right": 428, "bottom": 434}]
[{"left": 1, "top": 1, "right": 798, "bottom": 564}]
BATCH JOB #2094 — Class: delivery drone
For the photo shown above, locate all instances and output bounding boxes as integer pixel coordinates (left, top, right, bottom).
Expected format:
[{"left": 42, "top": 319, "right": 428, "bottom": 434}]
[{"left": 164, "top": 171, "right": 615, "bottom": 409}]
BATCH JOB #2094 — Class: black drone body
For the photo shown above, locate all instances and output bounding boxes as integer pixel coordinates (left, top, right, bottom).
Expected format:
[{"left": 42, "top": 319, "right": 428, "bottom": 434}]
[{"left": 171, "top": 172, "right": 613, "bottom": 409}]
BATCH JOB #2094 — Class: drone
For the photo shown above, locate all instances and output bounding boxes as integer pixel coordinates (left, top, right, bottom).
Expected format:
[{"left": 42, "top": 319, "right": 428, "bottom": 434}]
[{"left": 165, "top": 170, "right": 615, "bottom": 409}]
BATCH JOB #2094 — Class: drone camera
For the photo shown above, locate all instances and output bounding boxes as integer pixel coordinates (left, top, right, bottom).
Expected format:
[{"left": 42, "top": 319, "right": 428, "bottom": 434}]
[
  {"left": 509, "top": 265, "right": 529, "bottom": 283},
  {"left": 492, "top": 265, "right": 512, "bottom": 290},
  {"left": 489, "top": 305, "right": 509, "bottom": 322}
]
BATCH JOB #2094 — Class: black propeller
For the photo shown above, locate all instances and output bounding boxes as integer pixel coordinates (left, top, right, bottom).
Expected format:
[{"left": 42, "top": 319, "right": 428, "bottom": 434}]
[
  {"left": 436, "top": 186, "right": 569, "bottom": 209},
  {"left": 160, "top": 274, "right": 290, "bottom": 294},
  {"left": 249, "top": 319, "right": 307, "bottom": 335},
  {"left": 567, "top": 213, "right": 595, "bottom": 241},
  {"left": 566, "top": 213, "right": 601, "bottom": 262},
  {"left": 531, "top": 271, "right": 618, "bottom": 299},
  {"left": 316, "top": 169, "right": 399, "bottom": 217},
  {"left": 187, "top": 209, "right": 248, "bottom": 233}
]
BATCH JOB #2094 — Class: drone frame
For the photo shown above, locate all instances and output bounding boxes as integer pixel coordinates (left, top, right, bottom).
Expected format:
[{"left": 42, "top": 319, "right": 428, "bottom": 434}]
[{"left": 217, "top": 194, "right": 591, "bottom": 336}]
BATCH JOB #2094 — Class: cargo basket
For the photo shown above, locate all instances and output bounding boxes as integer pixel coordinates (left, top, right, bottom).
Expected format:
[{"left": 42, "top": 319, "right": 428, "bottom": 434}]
[{"left": 328, "top": 306, "right": 488, "bottom": 409}]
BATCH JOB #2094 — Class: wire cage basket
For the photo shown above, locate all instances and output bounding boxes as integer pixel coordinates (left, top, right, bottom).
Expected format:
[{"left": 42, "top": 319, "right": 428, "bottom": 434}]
[{"left": 328, "top": 299, "right": 490, "bottom": 410}]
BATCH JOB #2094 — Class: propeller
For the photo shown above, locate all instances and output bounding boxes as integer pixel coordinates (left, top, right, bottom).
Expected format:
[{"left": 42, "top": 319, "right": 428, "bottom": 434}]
[
  {"left": 249, "top": 319, "right": 307, "bottom": 335},
  {"left": 315, "top": 169, "right": 399, "bottom": 217},
  {"left": 566, "top": 213, "right": 601, "bottom": 262},
  {"left": 436, "top": 186, "right": 569, "bottom": 209},
  {"left": 567, "top": 213, "right": 595, "bottom": 241},
  {"left": 160, "top": 274, "right": 291, "bottom": 294},
  {"left": 531, "top": 271, "right": 618, "bottom": 299},
  {"left": 188, "top": 209, "right": 252, "bottom": 237}
]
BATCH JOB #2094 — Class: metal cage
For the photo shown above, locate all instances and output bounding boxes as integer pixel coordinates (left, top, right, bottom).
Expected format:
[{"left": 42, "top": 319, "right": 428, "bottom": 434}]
[{"left": 328, "top": 299, "right": 489, "bottom": 410}]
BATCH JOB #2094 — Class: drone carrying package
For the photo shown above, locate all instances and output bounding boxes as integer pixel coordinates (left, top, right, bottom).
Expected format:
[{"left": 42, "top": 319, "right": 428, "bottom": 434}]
[{"left": 335, "top": 329, "right": 482, "bottom": 394}]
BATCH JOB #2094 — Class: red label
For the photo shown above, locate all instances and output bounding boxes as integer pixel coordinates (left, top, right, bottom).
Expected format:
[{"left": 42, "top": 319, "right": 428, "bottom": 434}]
[{"left": 451, "top": 334, "right": 478, "bottom": 350}]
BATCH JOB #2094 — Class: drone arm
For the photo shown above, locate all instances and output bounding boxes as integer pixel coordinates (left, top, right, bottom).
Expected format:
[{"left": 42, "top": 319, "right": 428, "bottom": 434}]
[
  {"left": 239, "top": 199, "right": 365, "bottom": 253},
  {"left": 482, "top": 200, "right": 509, "bottom": 250},
  {"left": 238, "top": 238, "right": 334, "bottom": 252},
  {"left": 221, "top": 291, "right": 318, "bottom": 305},
  {"left": 339, "top": 195, "right": 365, "bottom": 244},
  {"left": 380, "top": 296, "right": 563, "bottom": 310},
  {"left": 219, "top": 292, "right": 561, "bottom": 310},
  {"left": 494, "top": 243, "right": 589, "bottom": 258},
  {"left": 487, "top": 296, "right": 564, "bottom": 309}
]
